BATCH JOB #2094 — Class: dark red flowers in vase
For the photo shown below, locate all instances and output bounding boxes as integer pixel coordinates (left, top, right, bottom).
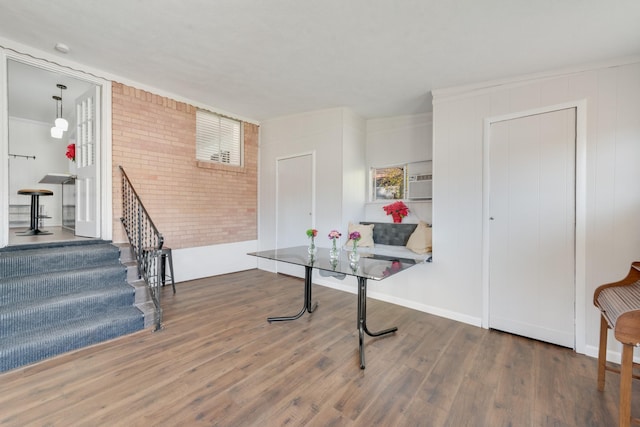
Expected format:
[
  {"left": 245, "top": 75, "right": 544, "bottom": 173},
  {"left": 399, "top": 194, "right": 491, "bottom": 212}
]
[{"left": 383, "top": 201, "right": 409, "bottom": 223}]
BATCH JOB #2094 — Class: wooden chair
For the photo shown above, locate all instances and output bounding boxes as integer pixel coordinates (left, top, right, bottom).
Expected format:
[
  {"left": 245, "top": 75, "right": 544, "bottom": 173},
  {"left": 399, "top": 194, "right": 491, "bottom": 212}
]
[{"left": 594, "top": 262, "right": 640, "bottom": 427}]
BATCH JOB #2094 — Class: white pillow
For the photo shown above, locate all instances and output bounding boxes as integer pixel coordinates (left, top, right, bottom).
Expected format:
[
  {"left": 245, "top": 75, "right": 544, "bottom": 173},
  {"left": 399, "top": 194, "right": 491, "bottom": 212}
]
[
  {"left": 406, "top": 221, "right": 432, "bottom": 254},
  {"left": 345, "top": 222, "right": 375, "bottom": 248}
]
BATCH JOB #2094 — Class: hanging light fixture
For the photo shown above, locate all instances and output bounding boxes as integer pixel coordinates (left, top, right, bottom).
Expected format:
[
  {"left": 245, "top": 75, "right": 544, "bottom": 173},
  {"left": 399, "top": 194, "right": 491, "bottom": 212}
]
[
  {"left": 54, "top": 84, "right": 69, "bottom": 131},
  {"left": 50, "top": 94, "right": 63, "bottom": 139}
]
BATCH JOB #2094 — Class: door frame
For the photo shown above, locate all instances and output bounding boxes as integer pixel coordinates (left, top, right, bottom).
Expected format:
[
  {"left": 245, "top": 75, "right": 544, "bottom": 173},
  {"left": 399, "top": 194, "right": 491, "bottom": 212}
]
[
  {"left": 481, "top": 100, "right": 587, "bottom": 353},
  {"left": 0, "top": 48, "right": 113, "bottom": 247},
  {"left": 275, "top": 151, "right": 316, "bottom": 273}
]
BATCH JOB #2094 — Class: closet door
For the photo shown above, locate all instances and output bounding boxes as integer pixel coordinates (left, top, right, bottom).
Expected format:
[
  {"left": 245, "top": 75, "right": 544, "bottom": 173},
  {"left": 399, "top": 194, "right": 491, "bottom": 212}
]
[
  {"left": 276, "top": 153, "right": 313, "bottom": 277},
  {"left": 489, "top": 108, "right": 576, "bottom": 348}
]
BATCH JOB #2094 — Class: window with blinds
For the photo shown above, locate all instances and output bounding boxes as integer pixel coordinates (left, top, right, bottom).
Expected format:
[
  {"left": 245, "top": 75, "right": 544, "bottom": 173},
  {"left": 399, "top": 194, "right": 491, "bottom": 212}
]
[{"left": 196, "top": 109, "right": 243, "bottom": 166}]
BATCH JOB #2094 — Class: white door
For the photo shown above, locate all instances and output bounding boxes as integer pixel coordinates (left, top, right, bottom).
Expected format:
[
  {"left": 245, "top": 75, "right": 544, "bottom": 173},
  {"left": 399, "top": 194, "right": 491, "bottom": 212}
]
[
  {"left": 489, "top": 108, "right": 576, "bottom": 348},
  {"left": 74, "top": 86, "right": 100, "bottom": 237},
  {"left": 276, "top": 154, "right": 313, "bottom": 277}
]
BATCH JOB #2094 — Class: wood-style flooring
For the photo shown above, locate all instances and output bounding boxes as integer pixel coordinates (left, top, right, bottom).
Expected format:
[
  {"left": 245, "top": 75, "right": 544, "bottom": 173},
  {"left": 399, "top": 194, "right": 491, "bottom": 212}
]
[{"left": 0, "top": 269, "right": 633, "bottom": 426}]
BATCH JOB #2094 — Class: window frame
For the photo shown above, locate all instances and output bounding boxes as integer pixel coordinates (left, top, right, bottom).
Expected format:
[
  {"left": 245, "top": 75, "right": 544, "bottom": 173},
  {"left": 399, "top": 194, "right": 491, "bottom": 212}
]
[
  {"left": 195, "top": 109, "right": 244, "bottom": 167},
  {"left": 370, "top": 164, "right": 407, "bottom": 202}
]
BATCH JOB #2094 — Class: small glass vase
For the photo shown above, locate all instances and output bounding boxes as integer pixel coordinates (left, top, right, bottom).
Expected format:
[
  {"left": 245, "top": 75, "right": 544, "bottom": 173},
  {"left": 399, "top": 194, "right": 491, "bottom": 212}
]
[
  {"left": 329, "top": 239, "right": 339, "bottom": 260},
  {"left": 308, "top": 238, "right": 317, "bottom": 256},
  {"left": 348, "top": 244, "right": 359, "bottom": 263}
]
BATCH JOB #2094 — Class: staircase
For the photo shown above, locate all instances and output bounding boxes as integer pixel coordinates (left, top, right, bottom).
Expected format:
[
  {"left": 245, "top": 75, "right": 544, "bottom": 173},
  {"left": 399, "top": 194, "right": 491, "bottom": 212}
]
[{"left": 0, "top": 240, "right": 145, "bottom": 373}]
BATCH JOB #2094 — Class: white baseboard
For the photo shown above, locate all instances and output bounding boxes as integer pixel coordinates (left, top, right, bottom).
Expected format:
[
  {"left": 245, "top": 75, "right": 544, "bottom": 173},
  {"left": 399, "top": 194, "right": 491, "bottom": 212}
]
[
  {"left": 172, "top": 240, "right": 258, "bottom": 283},
  {"left": 313, "top": 275, "right": 482, "bottom": 328},
  {"left": 583, "top": 344, "right": 640, "bottom": 364}
]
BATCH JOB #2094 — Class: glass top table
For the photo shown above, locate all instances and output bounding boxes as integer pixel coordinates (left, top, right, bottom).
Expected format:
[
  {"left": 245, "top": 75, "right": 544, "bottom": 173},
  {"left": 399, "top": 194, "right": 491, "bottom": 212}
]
[{"left": 248, "top": 245, "right": 421, "bottom": 369}]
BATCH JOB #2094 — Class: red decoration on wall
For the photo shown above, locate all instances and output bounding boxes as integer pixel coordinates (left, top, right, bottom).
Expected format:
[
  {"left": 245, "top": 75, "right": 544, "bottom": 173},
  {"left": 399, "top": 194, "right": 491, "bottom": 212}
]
[{"left": 65, "top": 143, "right": 76, "bottom": 162}]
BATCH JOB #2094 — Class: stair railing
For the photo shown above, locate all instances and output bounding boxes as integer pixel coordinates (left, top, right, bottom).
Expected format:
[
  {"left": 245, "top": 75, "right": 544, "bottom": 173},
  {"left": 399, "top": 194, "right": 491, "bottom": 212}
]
[{"left": 119, "top": 165, "right": 163, "bottom": 331}]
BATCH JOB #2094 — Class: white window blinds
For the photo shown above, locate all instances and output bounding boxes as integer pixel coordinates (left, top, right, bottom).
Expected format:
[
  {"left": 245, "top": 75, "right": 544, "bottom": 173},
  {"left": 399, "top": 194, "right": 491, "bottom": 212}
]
[{"left": 196, "top": 109, "right": 243, "bottom": 166}]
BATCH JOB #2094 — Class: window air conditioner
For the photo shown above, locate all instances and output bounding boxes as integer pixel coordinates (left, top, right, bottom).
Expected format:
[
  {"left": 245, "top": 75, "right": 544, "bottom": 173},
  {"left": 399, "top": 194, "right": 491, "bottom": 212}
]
[{"left": 407, "top": 174, "right": 432, "bottom": 200}]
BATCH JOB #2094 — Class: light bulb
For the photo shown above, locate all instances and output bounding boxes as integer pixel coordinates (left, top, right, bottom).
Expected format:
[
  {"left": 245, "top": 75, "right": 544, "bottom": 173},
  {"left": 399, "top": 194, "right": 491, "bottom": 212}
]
[
  {"left": 51, "top": 126, "right": 63, "bottom": 139},
  {"left": 55, "top": 117, "right": 69, "bottom": 131}
]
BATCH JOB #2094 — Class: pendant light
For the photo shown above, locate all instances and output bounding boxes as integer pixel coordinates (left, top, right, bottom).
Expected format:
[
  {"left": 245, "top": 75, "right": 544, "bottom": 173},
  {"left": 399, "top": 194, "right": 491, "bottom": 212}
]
[
  {"left": 54, "top": 84, "right": 69, "bottom": 131},
  {"left": 50, "top": 95, "right": 63, "bottom": 139}
]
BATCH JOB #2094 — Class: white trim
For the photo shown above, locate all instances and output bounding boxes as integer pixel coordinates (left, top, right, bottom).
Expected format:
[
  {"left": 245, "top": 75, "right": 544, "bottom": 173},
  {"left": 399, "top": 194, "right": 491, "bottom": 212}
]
[
  {"left": 0, "top": 49, "right": 113, "bottom": 245},
  {"left": 0, "top": 36, "right": 259, "bottom": 125},
  {"left": 433, "top": 56, "right": 640, "bottom": 104},
  {"left": 101, "top": 81, "right": 113, "bottom": 241},
  {"left": 0, "top": 52, "right": 8, "bottom": 248},
  {"left": 481, "top": 100, "right": 587, "bottom": 354}
]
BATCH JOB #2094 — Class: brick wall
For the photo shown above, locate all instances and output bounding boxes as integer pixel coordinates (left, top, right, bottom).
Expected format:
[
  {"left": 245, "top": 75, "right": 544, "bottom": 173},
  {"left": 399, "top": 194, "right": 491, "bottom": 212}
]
[{"left": 111, "top": 83, "right": 258, "bottom": 249}]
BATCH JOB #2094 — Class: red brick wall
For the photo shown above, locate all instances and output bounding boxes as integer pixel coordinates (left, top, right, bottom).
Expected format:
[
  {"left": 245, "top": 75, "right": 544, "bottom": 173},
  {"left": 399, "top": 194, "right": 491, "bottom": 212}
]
[{"left": 111, "top": 83, "right": 258, "bottom": 249}]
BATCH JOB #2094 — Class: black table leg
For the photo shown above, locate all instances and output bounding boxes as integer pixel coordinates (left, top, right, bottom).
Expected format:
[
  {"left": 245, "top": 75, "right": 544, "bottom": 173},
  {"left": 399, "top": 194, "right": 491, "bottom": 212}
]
[
  {"left": 357, "top": 276, "right": 397, "bottom": 369},
  {"left": 268, "top": 265, "right": 318, "bottom": 322}
]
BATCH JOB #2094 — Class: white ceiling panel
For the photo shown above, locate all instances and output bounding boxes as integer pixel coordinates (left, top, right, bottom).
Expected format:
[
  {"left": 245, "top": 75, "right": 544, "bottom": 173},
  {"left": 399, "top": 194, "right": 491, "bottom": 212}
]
[{"left": 0, "top": 0, "right": 639, "bottom": 121}]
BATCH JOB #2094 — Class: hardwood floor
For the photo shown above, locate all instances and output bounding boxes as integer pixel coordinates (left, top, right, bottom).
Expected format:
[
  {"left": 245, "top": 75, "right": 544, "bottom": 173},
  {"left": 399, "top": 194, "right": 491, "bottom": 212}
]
[{"left": 0, "top": 269, "right": 633, "bottom": 426}]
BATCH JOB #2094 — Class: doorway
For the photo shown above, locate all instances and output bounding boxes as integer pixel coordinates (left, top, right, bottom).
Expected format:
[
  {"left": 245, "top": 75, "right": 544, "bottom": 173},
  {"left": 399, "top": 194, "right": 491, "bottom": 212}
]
[
  {"left": 1, "top": 53, "right": 111, "bottom": 248},
  {"left": 276, "top": 153, "right": 315, "bottom": 277},
  {"left": 487, "top": 107, "right": 576, "bottom": 348}
]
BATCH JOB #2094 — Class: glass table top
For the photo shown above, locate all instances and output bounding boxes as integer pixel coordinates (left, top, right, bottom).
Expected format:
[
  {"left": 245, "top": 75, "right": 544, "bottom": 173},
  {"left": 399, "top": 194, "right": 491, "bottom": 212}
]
[{"left": 248, "top": 245, "right": 420, "bottom": 281}]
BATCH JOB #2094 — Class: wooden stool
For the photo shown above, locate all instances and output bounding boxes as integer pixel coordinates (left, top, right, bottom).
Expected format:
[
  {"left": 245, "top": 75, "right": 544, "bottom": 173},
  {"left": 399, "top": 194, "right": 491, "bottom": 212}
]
[
  {"left": 594, "top": 262, "right": 640, "bottom": 427},
  {"left": 16, "top": 189, "right": 53, "bottom": 236},
  {"left": 159, "top": 247, "right": 176, "bottom": 294}
]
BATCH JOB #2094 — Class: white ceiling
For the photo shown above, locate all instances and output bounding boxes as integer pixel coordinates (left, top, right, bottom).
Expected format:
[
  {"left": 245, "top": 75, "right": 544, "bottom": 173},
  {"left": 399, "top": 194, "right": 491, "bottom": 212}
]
[
  {"left": 8, "top": 60, "right": 95, "bottom": 125},
  {"left": 1, "top": 0, "right": 639, "bottom": 122}
]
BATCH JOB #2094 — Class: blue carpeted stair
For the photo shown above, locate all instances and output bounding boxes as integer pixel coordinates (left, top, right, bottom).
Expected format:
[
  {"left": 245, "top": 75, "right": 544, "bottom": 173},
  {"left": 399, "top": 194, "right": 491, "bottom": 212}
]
[{"left": 0, "top": 240, "right": 144, "bottom": 372}]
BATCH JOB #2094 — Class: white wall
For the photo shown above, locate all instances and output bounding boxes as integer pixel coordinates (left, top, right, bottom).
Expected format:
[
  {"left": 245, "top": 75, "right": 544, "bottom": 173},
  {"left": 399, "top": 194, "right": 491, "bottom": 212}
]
[
  {"left": 257, "top": 108, "right": 481, "bottom": 326},
  {"left": 432, "top": 60, "right": 640, "bottom": 358},
  {"left": 365, "top": 113, "right": 433, "bottom": 224},
  {"left": 258, "top": 107, "right": 366, "bottom": 275},
  {"left": 341, "top": 108, "right": 367, "bottom": 226},
  {"left": 8, "top": 117, "right": 70, "bottom": 227}
]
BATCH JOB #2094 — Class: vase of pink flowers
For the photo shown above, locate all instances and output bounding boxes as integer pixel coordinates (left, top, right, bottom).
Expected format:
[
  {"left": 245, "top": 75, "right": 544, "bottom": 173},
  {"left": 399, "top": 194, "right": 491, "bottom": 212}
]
[
  {"left": 348, "top": 231, "right": 361, "bottom": 263},
  {"left": 306, "top": 228, "right": 318, "bottom": 256},
  {"left": 328, "top": 229, "right": 341, "bottom": 260}
]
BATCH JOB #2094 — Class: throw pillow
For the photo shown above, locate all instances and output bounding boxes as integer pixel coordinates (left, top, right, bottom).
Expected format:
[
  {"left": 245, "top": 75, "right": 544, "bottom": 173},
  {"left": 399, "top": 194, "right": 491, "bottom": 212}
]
[
  {"left": 406, "top": 221, "right": 432, "bottom": 254},
  {"left": 345, "top": 222, "right": 375, "bottom": 248}
]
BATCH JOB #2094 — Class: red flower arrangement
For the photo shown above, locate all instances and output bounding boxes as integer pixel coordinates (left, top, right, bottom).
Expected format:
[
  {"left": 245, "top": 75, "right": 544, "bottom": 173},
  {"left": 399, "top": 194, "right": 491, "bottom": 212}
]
[
  {"left": 383, "top": 201, "right": 409, "bottom": 223},
  {"left": 382, "top": 260, "right": 403, "bottom": 277},
  {"left": 65, "top": 143, "right": 76, "bottom": 162}
]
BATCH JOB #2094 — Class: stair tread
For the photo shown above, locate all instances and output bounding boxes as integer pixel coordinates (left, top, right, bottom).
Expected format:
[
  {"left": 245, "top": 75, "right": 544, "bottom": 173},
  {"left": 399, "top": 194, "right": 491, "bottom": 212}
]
[
  {"left": 0, "top": 308, "right": 144, "bottom": 372},
  {"left": 0, "top": 264, "right": 128, "bottom": 308},
  {"left": 1, "top": 306, "right": 143, "bottom": 345},
  {"left": 0, "top": 284, "right": 134, "bottom": 315},
  {"left": 0, "top": 262, "right": 125, "bottom": 285},
  {"left": 0, "top": 243, "right": 118, "bottom": 259}
]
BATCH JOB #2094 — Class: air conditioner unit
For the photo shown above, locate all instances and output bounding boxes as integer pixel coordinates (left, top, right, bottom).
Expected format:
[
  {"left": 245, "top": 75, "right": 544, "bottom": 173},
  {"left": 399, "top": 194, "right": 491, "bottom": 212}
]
[{"left": 407, "top": 174, "right": 432, "bottom": 200}]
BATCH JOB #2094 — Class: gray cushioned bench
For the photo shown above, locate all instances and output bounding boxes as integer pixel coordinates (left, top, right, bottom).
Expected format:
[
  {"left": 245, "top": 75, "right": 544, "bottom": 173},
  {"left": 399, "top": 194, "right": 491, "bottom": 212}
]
[{"left": 360, "top": 221, "right": 418, "bottom": 246}]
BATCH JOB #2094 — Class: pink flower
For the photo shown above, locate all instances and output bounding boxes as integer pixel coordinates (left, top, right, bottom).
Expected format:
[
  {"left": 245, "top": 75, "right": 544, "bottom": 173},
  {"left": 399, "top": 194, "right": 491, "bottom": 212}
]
[
  {"left": 328, "top": 230, "right": 342, "bottom": 240},
  {"left": 349, "top": 231, "right": 361, "bottom": 242}
]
